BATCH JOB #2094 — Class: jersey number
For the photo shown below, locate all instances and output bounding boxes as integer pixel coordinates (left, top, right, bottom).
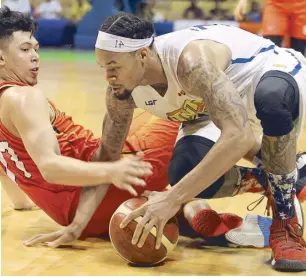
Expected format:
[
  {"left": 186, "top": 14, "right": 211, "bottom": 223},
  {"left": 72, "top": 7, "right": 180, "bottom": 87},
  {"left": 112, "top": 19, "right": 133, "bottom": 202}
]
[{"left": 0, "top": 141, "right": 31, "bottom": 182}]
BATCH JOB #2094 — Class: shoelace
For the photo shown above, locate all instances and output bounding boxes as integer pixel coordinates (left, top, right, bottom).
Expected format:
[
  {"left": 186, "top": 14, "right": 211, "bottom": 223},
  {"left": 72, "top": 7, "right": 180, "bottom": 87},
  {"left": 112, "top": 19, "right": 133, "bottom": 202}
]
[
  {"left": 272, "top": 223, "right": 306, "bottom": 251},
  {"left": 247, "top": 188, "right": 273, "bottom": 216},
  {"left": 287, "top": 224, "right": 306, "bottom": 247}
]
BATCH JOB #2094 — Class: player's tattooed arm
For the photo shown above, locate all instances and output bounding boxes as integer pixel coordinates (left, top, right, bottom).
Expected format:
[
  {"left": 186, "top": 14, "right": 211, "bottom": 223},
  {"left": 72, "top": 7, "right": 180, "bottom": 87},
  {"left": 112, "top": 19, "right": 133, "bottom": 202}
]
[
  {"left": 98, "top": 86, "right": 136, "bottom": 161},
  {"left": 177, "top": 42, "right": 249, "bottom": 133},
  {"left": 168, "top": 42, "right": 257, "bottom": 202}
]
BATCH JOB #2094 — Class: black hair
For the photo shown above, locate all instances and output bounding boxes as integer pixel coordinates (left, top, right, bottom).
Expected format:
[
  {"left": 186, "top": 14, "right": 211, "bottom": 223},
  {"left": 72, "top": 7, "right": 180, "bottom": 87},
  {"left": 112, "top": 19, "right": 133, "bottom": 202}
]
[
  {"left": 100, "top": 12, "right": 154, "bottom": 39},
  {"left": 0, "top": 6, "right": 38, "bottom": 43}
]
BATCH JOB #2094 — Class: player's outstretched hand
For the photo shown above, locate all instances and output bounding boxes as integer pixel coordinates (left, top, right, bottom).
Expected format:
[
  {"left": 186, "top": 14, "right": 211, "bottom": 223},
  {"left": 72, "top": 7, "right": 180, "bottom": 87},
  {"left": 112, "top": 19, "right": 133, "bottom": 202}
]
[
  {"left": 23, "top": 223, "right": 82, "bottom": 248},
  {"left": 110, "top": 154, "right": 153, "bottom": 196}
]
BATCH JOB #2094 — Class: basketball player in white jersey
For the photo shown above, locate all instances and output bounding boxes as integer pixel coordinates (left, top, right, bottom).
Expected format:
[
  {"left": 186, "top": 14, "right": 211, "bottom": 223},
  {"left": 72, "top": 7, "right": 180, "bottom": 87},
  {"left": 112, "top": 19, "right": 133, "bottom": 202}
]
[{"left": 95, "top": 13, "right": 306, "bottom": 271}]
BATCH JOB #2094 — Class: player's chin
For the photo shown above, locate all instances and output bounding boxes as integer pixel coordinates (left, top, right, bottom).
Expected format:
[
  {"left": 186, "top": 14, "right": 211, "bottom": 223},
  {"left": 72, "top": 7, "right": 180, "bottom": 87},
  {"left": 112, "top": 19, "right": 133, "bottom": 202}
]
[
  {"left": 27, "top": 76, "right": 38, "bottom": 86},
  {"left": 114, "top": 89, "right": 133, "bottom": 100}
]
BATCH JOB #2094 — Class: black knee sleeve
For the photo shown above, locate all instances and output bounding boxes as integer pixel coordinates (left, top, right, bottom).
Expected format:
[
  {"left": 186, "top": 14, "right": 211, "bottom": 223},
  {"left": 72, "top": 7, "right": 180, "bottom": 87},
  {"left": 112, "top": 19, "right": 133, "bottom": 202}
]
[
  {"left": 254, "top": 70, "right": 299, "bottom": 136},
  {"left": 168, "top": 136, "right": 224, "bottom": 199}
]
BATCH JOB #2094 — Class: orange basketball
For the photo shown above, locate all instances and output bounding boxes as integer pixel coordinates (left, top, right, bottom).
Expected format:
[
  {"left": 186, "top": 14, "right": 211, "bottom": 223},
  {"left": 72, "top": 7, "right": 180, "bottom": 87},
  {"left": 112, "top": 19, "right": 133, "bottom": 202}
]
[{"left": 109, "top": 197, "right": 179, "bottom": 265}]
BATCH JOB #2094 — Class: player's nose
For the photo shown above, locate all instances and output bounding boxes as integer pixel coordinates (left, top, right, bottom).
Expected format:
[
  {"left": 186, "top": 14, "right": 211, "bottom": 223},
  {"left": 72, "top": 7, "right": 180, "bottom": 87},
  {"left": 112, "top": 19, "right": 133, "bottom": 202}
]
[{"left": 107, "top": 75, "right": 118, "bottom": 85}]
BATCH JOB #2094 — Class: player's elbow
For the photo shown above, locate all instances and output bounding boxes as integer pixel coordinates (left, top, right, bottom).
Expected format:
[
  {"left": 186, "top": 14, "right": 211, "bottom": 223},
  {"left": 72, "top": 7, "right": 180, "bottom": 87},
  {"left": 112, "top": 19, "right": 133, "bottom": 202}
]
[
  {"left": 38, "top": 157, "right": 59, "bottom": 183},
  {"left": 240, "top": 129, "right": 256, "bottom": 151},
  {"left": 223, "top": 126, "right": 256, "bottom": 153}
]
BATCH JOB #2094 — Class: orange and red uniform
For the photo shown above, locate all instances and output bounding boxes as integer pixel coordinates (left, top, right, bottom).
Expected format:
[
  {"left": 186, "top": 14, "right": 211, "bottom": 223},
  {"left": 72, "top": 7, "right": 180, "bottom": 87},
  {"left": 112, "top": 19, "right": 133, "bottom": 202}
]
[{"left": 0, "top": 81, "right": 180, "bottom": 237}]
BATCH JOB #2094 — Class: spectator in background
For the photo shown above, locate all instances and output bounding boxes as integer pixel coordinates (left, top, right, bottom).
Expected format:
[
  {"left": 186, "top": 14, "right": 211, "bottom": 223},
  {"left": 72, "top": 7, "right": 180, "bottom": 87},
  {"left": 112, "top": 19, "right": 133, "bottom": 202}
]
[
  {"left": 235, "top": 0, "right": 306, "bottom": 55},
  {"left": 70, "top": 0, "right": 92, "bottom": 23},
  {"left": 129, "top": 0, "right": 142, "bottom": 14},
  {"left": 138, "top": 0, "right": 165, "bottom": 22},
  {"left": 61, "top": 0, "right": 92, "bottom": 48},
  {"left": 35, "top": 0, "right": 62, "bottom": 19},
  {"left": 208, "top": 0, "right": 232, "bottom": 20},
  {"left": 3, "top": 0, "right": 31, "bottom": 14},
  {"left": 244, "top": 1, "right": 262, "bottom": 22},
  {"left": 115, "top": 0, "right": 125, "bottom": 12},
  {"left": 183, "top": 0, "right": 205, "bottom": 20}
]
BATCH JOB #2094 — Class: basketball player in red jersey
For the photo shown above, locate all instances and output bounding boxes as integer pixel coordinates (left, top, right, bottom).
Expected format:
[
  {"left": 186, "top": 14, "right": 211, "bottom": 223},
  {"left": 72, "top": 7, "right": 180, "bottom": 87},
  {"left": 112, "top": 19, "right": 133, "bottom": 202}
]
[
  {"left": 235, "top": 0, "right": 306, "bottom": 55},
  {"left": 0, "top": 6, "right": 175, "bottom": 245}
]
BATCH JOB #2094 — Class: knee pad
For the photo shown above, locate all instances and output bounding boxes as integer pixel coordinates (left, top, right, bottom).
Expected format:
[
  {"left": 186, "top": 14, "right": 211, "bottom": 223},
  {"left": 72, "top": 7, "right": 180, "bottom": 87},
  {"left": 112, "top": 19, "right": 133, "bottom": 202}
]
[
  {"left": 254, "top": 70, "right": 299, "bottom": 136},
  {"left": 168, "top": 135, "right": 224, "bottom": 199}
]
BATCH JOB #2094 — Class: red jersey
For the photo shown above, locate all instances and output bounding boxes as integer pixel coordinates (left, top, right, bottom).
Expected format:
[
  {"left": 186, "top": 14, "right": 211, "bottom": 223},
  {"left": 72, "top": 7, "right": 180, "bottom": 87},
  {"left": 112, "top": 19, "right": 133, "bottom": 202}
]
[
  {"left": 0, "top": 81, "right": 100, "bottom": 190},
  {"left": 0, "top": 81, "right": 180, "bottom": 233},
  {"left": 0, "top": 81, "right": 103, "bottom": 224}
]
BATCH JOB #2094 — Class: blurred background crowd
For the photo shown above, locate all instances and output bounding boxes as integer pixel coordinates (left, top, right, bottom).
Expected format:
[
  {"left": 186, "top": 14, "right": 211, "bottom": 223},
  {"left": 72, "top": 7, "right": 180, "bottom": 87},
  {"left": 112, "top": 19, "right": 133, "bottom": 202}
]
[{"left": 1, "top": 0, "right": 302, "bottom": 54}]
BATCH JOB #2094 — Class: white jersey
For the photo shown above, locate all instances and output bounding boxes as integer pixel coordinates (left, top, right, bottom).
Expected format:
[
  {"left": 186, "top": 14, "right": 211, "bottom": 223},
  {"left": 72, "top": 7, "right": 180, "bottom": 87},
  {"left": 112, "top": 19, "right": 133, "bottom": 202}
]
[{"left": 131, "top": 24, "right": 306, "bottom": 138}]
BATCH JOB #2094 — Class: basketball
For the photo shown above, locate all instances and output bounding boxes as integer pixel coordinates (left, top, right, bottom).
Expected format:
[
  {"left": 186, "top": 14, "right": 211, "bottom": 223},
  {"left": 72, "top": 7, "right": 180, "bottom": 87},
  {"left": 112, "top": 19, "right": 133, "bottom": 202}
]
[{"left": 109, "top": 197, "right": 179, "bottom": 265}]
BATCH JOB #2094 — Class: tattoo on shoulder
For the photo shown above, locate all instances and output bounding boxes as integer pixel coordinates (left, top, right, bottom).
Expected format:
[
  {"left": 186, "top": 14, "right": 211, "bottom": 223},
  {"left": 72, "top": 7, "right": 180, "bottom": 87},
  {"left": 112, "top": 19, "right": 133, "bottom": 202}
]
[{"left": 177, "top": 53, "right": 248, "bottom": 129}]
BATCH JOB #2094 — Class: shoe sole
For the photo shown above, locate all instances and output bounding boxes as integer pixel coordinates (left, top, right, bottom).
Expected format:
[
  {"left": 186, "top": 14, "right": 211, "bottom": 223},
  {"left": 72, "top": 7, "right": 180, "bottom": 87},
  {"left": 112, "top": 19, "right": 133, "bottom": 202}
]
[
  {"left": 272, "top": 258, "right": 306, "bottom": 272},
  {"left": 225, "top": 214, "right": 271, "bottom": 248}
]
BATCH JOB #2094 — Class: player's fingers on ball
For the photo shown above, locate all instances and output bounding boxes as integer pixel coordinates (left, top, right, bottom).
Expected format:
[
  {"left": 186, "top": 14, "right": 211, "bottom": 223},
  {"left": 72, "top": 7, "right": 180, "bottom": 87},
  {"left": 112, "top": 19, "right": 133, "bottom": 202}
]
[
  {"left": 137, "top": 218, "right": 157, "bottom": 248},
  {"left": 155, "top": 221, "right": 165, "bottom": 250},
  {"left": 120, "top": 207, "right": 143, "bottom": 229},
  {"left": 132, "top": 214, "right": 150, "bottom": 245}
]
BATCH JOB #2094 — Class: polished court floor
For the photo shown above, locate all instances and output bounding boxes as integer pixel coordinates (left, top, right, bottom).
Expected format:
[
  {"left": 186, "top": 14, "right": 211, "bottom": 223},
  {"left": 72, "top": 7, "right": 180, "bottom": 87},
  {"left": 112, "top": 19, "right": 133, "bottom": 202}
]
[{"left": 1, "top": 50, "right": 306, "bottom": 276}]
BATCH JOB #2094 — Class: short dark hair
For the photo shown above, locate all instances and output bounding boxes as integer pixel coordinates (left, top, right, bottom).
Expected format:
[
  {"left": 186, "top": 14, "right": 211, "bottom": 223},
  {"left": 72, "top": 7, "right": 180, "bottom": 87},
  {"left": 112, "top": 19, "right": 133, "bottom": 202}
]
[
  {"left": 0, "top": 6, "right": 38, "bottom": 44},
  {"left": 100, "top": 12, "right": 155, "bottom": 39}
]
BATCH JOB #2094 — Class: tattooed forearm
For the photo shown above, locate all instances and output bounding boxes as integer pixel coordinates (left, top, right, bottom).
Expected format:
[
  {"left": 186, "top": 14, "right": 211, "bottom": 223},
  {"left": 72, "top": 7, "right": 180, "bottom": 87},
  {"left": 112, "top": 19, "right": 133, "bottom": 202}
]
[
  {"left": 99, "top": 87, "right": 135, "bottom": 161},
  {"left": 261, "top": 128, "right": 297, "bottom": 174},
  {"left": 177, "top": 48, "right": 248, "bottom": 131}
]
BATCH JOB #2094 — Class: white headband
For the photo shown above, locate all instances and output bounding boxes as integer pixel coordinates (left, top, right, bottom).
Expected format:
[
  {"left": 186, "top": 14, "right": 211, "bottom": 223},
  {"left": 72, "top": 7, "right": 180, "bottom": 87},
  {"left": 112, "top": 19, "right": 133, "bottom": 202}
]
[{"left": 95, "top": 31, "right": 154, "bottom": 53}]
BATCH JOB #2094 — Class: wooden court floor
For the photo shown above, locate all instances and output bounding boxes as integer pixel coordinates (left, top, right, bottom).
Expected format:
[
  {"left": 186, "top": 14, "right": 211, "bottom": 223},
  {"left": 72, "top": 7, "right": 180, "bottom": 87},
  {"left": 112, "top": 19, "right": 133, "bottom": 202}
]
[{"left": 1, "top": 56, "right": 306, "bottom": 276}]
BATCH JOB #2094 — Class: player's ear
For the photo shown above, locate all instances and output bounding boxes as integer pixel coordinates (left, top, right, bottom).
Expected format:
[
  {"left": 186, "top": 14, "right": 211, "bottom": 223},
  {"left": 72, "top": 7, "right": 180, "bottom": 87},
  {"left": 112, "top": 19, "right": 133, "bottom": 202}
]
[{"left": 139, "top": 48, "right": 149, "bottom": 60}]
